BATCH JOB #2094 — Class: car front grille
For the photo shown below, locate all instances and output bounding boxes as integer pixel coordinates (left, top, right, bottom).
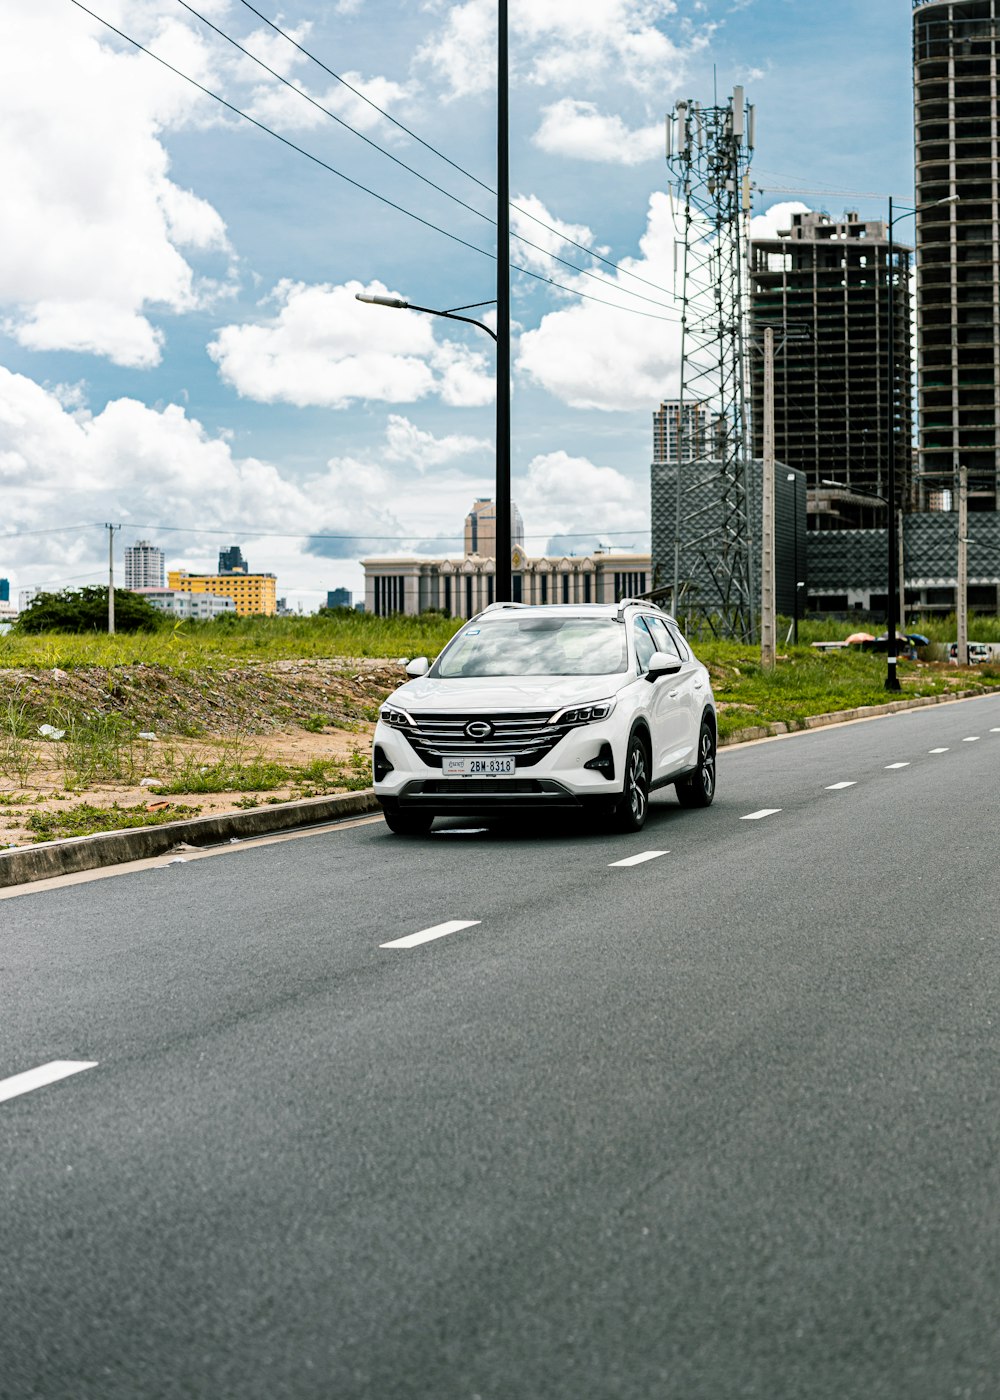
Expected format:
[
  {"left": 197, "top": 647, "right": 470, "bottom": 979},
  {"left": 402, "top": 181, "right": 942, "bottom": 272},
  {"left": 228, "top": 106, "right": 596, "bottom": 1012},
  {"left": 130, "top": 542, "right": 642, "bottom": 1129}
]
[{"left": 401, "top": 711, "right": 572, "bottom": 769}]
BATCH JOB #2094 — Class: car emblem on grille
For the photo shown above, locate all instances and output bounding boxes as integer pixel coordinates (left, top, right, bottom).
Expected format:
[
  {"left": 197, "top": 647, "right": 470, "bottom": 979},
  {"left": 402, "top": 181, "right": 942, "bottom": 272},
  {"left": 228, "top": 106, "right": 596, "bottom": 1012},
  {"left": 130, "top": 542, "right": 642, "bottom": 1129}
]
[{"left": 464, "top": 720, "right": 494, "bottom": 740}]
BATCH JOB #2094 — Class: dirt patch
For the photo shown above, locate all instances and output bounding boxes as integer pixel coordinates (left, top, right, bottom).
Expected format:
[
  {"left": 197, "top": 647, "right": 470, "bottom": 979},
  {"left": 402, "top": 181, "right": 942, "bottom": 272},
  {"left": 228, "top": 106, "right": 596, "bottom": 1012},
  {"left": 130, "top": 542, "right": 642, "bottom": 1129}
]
[{"left": 0, "top": 659, "right": 405, "bottom": 845}]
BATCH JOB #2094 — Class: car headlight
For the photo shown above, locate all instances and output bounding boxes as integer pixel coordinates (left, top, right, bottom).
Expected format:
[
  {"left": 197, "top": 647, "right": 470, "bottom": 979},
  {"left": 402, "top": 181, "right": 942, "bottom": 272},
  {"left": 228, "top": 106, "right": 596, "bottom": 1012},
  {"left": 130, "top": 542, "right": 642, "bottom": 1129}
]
[
  {"left": 550, "top": 698, "right": 617, "bottom": 727},
  {"left": 379, "top": 705, "right": 414, "bottom": 728}
]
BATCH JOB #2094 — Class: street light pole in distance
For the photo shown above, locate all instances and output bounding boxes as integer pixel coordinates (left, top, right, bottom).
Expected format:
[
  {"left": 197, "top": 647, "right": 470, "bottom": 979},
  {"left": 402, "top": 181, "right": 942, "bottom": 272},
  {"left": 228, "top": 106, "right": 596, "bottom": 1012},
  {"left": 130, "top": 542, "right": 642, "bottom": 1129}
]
[{"left": 885, "top": 191, "right": 959, "bottom": 691}]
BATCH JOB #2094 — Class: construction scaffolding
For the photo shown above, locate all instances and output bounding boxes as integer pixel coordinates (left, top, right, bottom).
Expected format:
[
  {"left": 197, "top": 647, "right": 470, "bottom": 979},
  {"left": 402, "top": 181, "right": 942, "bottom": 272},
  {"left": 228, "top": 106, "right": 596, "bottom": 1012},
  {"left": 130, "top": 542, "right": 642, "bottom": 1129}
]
[{"left": 664, "top": 88, "right": 756, "bottom": 639}]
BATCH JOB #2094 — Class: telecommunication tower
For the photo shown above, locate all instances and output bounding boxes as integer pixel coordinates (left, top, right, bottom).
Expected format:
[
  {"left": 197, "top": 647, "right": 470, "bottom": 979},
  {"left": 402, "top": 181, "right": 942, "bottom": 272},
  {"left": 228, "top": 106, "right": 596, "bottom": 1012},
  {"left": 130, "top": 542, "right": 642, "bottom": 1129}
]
[{"left": 664, "top": 87, "right": 755, "bottom": 638}]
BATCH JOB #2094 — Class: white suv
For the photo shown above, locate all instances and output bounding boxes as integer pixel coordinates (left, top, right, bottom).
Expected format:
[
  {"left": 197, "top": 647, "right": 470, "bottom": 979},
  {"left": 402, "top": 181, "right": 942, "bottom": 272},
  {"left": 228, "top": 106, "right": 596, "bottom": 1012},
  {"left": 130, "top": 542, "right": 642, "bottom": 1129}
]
[{"left": 372, "top": 600, "right": 717, "bottom": 835}]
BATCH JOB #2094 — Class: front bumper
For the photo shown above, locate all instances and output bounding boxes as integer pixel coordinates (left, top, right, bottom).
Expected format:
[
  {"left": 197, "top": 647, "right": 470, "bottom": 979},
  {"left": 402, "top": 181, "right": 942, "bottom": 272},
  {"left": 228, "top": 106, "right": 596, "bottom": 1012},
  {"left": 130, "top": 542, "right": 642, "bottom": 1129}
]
[{"left": 372, "top": 715, "right": 623, "bottom": 814}]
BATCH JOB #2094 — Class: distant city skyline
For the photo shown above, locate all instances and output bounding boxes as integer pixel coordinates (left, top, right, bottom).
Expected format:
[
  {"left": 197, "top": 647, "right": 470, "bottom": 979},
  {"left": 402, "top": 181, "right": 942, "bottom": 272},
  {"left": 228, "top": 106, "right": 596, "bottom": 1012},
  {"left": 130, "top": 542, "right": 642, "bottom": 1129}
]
[{"left": 1, "top": 2, "right": 917, "bottom": 608}]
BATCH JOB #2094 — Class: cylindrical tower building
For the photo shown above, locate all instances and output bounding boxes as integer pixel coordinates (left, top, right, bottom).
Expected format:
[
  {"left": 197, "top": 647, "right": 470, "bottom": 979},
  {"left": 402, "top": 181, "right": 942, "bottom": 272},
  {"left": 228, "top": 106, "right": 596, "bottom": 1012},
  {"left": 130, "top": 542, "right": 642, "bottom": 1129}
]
[{"left": 913, "top": 0, "right": 998, "bottom": 509}]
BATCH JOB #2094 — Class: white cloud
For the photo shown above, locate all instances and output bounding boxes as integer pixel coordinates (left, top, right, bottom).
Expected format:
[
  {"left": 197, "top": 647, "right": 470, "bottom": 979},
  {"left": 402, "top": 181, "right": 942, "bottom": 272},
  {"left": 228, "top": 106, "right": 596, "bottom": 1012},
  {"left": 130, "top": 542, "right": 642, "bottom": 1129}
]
[
  {"left": 0, "top": 1, "right": 233, "bottom": 367},
  {"left": 510, "top": 195, "right": 596, "bottom": 272},
  {"left": 383, "top": 415, "right": 491, "bottom": 469},
  {"left": 532, "top": 99, "right": 663, "bottom": 165},
  {"left": 208, "top": 280, "right": 495, "bottom": 409},
  {"left": 516, "top": 450, "right": 647, "bottom": 544},
  {"left": 516, "top": 191, "right": 683, "bottom": 411},
  {"left": 0, "top": 368, "right": 490, "bottom": 598},
  {"left": 246, "top": 67, "right": 413, "bottom": 138},
  {"left": 749, "top": 200, "right": 812, "bottom": 240},
  {"left": 418, "top": 0, "right": 694, "bottom": 100}
]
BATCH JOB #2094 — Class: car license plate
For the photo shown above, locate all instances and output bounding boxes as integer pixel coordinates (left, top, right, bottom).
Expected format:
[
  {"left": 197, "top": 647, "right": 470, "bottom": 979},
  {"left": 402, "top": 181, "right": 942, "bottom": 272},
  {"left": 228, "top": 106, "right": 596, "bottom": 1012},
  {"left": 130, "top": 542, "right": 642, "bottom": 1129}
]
[{"left": 442, "top": 755, "right": 516, "bottom": 776}]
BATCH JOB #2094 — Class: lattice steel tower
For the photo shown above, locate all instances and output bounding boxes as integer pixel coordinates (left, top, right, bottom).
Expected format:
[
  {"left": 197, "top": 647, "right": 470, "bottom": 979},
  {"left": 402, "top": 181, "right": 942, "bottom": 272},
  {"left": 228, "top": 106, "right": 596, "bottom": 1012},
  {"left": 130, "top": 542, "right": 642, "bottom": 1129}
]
[{"left": 664, "top": 88, "right": 755, "bottom": 638}]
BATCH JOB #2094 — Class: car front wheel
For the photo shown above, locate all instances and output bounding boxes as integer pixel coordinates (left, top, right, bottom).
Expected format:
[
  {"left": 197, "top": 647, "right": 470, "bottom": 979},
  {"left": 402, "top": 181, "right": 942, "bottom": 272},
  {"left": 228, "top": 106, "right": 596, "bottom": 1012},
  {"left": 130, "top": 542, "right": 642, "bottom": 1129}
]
[
  {"left": 675, "top": 719, "right": 716, "bottom": 808},
  {"left": 612, "top": 734, "right": 650, "bottom": 832}
]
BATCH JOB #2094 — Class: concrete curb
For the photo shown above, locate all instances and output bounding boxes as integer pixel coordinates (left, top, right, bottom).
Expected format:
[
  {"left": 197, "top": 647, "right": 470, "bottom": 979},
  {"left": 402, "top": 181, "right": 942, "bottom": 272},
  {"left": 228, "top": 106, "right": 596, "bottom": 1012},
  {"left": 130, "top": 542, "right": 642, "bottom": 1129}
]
[
  {"left": 720, "top": 687, "right": 983, "bottom": 747},
  {"left": 0, "top": 789, "right": 381, "bottom": 890},
  {"left": 0, "top": 686, "right": 991, "bottom": 889}
]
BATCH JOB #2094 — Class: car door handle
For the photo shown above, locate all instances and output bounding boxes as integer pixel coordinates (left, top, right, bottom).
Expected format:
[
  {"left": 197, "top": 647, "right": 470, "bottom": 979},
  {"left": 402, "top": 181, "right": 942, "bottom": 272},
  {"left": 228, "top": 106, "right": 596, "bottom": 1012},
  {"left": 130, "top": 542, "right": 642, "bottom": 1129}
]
[
  {"left": 668, "top": 689, "right": 679, "bottom": 698},
  {"left": 693, "top": 681, "right": 705, "bottom": 690}
]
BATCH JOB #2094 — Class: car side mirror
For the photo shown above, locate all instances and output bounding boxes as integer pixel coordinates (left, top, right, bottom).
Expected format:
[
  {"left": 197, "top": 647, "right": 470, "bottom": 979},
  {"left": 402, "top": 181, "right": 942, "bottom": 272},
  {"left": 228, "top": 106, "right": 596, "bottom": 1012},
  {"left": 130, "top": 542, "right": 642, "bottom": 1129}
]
[
  {"left": 647, "top": 651, "right": 682, "bottom": 680},
  {"left": 405, "top": 656, "right": 430, "bottom": 678}
]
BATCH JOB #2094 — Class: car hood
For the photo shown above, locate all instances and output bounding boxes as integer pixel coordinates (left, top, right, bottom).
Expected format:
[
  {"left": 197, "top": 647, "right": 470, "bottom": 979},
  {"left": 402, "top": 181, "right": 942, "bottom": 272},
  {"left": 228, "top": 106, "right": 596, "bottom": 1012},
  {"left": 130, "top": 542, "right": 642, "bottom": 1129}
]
[{"left": 388, "top": 672, "right": 628, "bottom": 713}]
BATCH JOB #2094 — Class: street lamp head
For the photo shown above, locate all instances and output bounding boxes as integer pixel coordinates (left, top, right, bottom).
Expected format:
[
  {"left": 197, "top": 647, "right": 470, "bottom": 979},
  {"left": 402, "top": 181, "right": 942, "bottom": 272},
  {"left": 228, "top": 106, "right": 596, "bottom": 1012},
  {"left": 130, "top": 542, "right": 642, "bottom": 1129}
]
[{"left": 355, "top": 292, "right": 410, "bottom": 309}]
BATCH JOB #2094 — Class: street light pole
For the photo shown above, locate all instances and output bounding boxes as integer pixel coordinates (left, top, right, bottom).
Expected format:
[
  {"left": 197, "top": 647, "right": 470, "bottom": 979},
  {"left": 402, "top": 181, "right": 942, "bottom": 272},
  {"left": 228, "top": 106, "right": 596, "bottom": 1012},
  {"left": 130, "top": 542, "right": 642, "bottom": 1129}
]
[
  {"left": 495, "top": 0, "right": 511, "bottom": 603},
  {"left": 787, "top": 472, "right": 800, "bottom": 645},
  {"left": 355, "top": 0, "right": 512, "bottom": 603},
  {"left": 885, "top": 194, "right": 901, "bottom": 691}
]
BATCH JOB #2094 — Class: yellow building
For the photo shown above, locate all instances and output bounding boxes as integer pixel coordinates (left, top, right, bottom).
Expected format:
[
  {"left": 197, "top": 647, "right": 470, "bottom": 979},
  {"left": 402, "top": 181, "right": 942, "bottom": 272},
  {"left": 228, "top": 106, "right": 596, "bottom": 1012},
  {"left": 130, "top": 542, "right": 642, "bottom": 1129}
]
[{"left": 168, "top": 569, "right": 277, "bottom": 617}]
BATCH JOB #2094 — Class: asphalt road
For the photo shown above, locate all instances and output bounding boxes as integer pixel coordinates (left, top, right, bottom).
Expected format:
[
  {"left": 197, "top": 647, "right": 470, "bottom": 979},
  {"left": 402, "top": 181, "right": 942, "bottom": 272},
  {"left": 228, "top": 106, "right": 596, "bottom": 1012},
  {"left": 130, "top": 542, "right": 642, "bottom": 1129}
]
[{"left": 2, "top": 695, "right": 999, "bottom": 1400}]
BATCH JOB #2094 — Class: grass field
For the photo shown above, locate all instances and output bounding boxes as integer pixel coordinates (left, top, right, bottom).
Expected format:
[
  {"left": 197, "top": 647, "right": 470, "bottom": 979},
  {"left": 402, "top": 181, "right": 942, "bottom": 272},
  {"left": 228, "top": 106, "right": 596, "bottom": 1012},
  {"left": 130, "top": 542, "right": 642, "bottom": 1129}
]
[{"left": 0, "top": 611, "right": 464, "bottom": 670}]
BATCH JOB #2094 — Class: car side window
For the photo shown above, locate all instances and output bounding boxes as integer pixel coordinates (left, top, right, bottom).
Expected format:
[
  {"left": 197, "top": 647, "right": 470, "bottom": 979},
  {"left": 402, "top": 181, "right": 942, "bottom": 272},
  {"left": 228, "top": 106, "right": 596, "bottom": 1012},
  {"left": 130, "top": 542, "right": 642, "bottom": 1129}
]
[
  {"left": 644, "top": 616, "right": 680, "bottom": 659},
  {"left": 666, "top": 622, "right": 692, "bottom": 661},
  {"left": 632, "top": 617, "right": 657, "bottom": 674}
]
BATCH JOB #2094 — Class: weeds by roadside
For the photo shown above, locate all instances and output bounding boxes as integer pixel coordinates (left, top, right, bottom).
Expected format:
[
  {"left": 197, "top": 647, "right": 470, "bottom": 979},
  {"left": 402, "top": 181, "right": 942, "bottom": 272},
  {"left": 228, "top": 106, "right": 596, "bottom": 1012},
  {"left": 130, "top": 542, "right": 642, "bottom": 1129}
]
[{"left": 25, "top": 802, "right": 202, "bottom": 842}]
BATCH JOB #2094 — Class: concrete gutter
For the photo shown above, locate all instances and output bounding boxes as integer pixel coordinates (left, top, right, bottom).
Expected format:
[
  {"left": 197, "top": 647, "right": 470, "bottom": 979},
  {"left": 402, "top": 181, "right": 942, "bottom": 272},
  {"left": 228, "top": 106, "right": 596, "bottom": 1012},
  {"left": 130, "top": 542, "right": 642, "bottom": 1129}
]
[
  {"left": 0, "top": 687, "right": 989, "bottom": 890},
  {"left": 0, "top": 790, "right": 381, "bottom": 890}
]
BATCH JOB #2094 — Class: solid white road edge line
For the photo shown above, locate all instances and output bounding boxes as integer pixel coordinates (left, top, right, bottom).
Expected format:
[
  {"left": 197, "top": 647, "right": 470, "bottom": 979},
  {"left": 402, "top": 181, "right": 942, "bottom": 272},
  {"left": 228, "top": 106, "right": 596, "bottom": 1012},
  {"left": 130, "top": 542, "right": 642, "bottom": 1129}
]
[
  {"left": 825, "top": 782, "right": 857, "bottom": 790},
  {"left": 380, "top": 919, "right": 481, "bottom": 950},
  {"left": 741, "top": 809, "right": 782, "bottom": 821},
  {"left": 885, "top": 763, "right": 911, "bottom": 769},
  {"left": 0, "top": 1060, "right": 98, "bottom": 1106},
  {"left": 609, "top": 850, "right": 669, "bottom": 868}
]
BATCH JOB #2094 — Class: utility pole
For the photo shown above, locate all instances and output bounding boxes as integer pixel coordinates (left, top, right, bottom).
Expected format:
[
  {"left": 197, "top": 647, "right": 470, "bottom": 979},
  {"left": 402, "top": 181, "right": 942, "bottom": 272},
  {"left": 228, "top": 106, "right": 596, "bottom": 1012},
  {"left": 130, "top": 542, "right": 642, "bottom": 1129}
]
[
  {"left": 761, "top": 327, "right": 776, "bottom": 668},
  {"left": 898, "top": 507, "right": 906, "bottom": 631},
  {"left": 957, "top": 465, "right": 968, "bottom": 666},
  {"left": 106, "top": 522, "right": 120, "bottom": 635}
]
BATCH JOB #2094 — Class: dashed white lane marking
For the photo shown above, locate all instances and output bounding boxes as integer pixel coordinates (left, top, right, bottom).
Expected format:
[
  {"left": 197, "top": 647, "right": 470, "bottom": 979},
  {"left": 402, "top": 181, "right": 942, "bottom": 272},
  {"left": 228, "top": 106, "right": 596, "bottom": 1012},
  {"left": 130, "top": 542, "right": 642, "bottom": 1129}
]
[
  {"left": 992, "top": 728, "right": 1000, "bottom": 734},
  {"left": 929, "top": 748, "right": 949, "bottom": 754},
  {"left": 885, "top": 763, "right": 911, "bottom": 770},
  {"left": 609, "top": 850, "right": 669, "bottom": 868},
  {"left": 380, "top": 919, "right": 481, "bottom": 950},
  {"left": 0, "top": 1060, "right": 98, "bottom": 1106},
  {"left": 963, "top": 736, "right": 981, "bottom": 742},
  {"left": 825, "top": 781, "right": 856, "bottom": 791},
  {"left": 741, "top": 809, "right": 781, "bottom": 821}
]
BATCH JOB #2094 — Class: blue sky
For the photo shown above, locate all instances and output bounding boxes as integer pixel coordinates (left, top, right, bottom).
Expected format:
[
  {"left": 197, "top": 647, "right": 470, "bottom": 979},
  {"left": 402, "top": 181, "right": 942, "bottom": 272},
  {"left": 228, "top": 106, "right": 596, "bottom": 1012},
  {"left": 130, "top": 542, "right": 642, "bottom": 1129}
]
[{"left": 0, "top": 0, "right": 916, "bottom": 608}]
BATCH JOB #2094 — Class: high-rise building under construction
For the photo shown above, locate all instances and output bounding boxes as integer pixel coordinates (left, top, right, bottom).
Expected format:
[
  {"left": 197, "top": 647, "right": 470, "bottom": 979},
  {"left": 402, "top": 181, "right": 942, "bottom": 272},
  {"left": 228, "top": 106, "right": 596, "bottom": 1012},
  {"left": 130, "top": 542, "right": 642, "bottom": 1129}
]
[
  {"left": 913, "top": 0, "right": 997, "bottom": 510},
  {"left": 748, "top": 210, "right": 912, "bottom": 529}
]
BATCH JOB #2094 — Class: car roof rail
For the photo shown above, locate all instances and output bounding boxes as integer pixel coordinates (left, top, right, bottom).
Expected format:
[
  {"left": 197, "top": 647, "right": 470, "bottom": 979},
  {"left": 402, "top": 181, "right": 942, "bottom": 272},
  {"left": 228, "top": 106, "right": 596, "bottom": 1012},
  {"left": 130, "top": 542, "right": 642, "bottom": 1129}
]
[
  {"left": 615, "top": 597, "right": 666, "bottom": 619},
  {"left": 476, "top": 601, "right": 531, "bottom": 615}
]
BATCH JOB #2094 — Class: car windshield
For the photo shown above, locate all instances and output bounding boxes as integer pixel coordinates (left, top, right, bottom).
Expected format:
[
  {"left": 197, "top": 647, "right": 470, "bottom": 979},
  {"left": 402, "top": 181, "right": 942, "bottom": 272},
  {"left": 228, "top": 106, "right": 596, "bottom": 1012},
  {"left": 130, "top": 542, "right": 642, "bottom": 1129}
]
[{"left": 434, "top": 616, "right": 628, "bottom": 678}]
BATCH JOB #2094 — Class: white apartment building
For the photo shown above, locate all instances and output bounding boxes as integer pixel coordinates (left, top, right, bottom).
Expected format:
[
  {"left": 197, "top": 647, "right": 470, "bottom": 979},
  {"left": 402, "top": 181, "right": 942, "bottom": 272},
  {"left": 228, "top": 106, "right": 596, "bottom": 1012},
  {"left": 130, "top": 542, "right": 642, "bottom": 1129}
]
[
  {"left": 125, "top": 540, "right": 165, "bottom": 590},
  {"left": 132, "top": 587, "right": 236, "bottom": 620},
  {"left": 363, "top": 548, "right": 652, "bottom": 618},
  {"left": 652, "top": 400, "right": 719, "bottom": 464}
]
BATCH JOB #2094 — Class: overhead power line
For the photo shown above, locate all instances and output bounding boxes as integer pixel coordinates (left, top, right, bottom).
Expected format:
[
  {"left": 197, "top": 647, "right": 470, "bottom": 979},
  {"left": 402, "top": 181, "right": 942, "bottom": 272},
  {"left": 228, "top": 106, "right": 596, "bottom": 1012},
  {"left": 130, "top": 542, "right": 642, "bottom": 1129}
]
[
  {"left": 232, "top": 0, "right": 681, "bottom": 304},
  {"left": 123, "top": 524, "right": 652, "bottom": 543},
  {"left": 69, "top": 1, "right": 679, "bottom": 323},
  {"left": 173, "top": 0, "right": 679, "bottom": 314}
]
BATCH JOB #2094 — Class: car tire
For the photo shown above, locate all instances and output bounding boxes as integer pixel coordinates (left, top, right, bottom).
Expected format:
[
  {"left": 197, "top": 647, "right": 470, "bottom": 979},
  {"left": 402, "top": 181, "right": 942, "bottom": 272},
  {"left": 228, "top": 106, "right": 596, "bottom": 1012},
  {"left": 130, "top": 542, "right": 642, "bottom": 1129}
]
[
  {"left": 383, "top": 809, "right": 435, "bottom": 835},
  {"left": 612, "top": 733, "right": 650, "bottom": 832},
  {"left": 675, "top": 719, "right": 716, "bottom": 808}
]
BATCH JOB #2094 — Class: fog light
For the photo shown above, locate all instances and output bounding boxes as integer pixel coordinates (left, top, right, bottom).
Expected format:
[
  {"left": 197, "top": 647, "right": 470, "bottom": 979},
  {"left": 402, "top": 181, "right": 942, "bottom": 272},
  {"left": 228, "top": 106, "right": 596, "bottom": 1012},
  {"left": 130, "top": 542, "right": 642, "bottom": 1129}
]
[
  {"left": 584, "top": 743, "right": 615, "bottom": 781},
  {"left": 373, "top": 745, "right": 394, "bottom": 783}
]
